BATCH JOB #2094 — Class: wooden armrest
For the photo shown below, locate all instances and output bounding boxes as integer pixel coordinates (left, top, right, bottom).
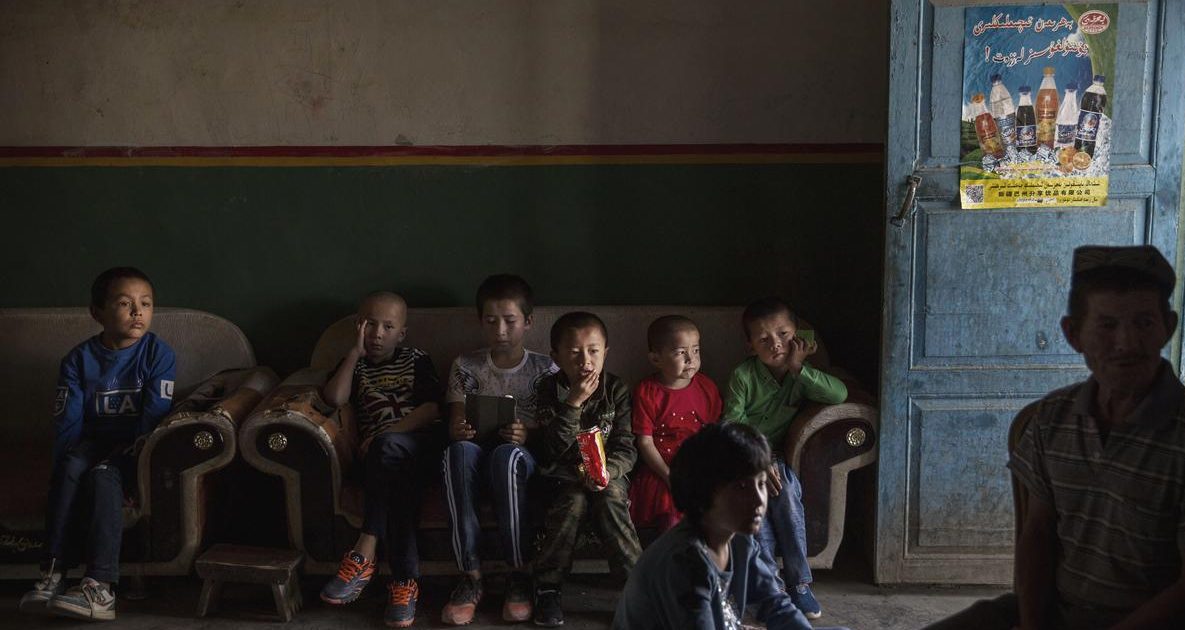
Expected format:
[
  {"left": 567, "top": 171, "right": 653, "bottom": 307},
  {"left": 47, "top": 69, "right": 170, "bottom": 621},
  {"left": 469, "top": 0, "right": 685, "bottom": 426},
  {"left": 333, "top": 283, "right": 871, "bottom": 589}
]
[
  {"left": 784, "top": 400, "right": 878, "bottom": 471},
  {"left": 246, "top": 379, "right": 355, "bottom": 477}
]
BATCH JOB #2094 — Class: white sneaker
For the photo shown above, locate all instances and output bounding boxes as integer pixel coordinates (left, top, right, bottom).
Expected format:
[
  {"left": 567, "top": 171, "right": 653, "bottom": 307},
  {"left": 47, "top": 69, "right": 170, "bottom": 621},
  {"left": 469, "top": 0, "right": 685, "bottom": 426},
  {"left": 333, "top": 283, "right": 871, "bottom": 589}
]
[
  {"left": 18, "top": 569, "right": 64, "bottom": 613},
  {"left": 48, "top": 577, "right": 116, "bottom": 621}
]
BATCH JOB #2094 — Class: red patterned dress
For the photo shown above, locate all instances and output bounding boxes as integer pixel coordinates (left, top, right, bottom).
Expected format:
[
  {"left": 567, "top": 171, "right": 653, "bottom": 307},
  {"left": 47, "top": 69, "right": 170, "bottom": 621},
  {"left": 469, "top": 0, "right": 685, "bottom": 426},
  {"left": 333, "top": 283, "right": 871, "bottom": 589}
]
[{"left": 629, "top": 372, "right": 722, "bottom": 530}]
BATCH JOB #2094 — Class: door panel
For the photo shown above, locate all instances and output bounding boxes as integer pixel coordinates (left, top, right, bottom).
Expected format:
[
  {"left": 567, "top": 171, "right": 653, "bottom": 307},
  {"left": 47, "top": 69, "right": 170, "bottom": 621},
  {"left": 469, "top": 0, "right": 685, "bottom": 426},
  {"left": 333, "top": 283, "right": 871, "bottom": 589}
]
[{"left": 880, "top": 0, "right": 1185, "bottom": 584}]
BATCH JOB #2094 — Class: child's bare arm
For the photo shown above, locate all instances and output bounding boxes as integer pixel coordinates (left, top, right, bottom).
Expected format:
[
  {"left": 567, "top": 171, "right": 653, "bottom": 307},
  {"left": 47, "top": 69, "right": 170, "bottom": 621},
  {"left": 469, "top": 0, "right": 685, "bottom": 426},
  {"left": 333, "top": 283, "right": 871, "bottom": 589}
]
[
  {"left": 322, "top": 321, "right": 366, "bottom": 407},
  {"left": 636, "top": 435, "right": 669, "bottom": 485}
]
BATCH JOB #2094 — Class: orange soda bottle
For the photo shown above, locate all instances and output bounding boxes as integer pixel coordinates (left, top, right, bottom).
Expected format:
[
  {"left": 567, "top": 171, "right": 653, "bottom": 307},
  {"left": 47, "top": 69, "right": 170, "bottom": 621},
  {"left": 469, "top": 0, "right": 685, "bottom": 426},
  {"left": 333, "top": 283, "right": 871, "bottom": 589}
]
[
  {"left": 1036, "top": 67, "right": 1059, "bottom": 150},
  {"left": 970, "top": 93, "right": 1005, "bottom": 160}
]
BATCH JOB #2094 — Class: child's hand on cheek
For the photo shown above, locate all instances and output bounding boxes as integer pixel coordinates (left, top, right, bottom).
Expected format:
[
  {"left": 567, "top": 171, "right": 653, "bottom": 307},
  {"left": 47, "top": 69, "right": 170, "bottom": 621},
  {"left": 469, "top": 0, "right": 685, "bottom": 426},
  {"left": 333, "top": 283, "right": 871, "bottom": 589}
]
[
  {"left": 352, "top": 320, "right": 368, "bottom": 358},
  {"left": 565, "top": 371, "right": 600, "bottom": 408},
  {"left": 786, "top": 337, "right": 817, "bottom": 375}
]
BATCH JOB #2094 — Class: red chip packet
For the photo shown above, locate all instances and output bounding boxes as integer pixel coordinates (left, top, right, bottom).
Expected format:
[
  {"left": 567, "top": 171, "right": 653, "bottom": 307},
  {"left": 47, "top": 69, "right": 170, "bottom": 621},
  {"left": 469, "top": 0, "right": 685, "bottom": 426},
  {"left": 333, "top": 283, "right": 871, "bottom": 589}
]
[{"left": 576, "top": 427, "right": 609, "bottom": 487}]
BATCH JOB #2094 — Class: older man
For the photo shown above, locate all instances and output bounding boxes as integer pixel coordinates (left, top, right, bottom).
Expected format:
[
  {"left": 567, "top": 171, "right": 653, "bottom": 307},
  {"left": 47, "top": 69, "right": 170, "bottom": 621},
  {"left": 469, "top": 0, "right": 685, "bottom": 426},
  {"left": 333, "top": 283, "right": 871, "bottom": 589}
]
[{"left": 929, "top": 245, "right": 1185, "bottom": 630}]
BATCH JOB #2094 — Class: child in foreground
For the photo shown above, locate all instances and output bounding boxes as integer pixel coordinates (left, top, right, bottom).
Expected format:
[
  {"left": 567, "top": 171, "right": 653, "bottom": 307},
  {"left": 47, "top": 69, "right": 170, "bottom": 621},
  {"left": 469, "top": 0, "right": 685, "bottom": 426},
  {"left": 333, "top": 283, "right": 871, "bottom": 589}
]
[
  {"left": 629, "top": 315, "right": 722, "bottom": 532},
  {"left": 723, "top": 297, "right": 848, "bottom": 620},
  {"left": 614, "top": 422, "right": 850, "bottom": 630},
  {"left": 21, "top": 267, "right": 176, "bottom": 622},
  {"left": 317, "top": 291, "right": 442, "bottom": 628},
  {"left": 532, "top": 311, "right": 642, "bottom": 627}
]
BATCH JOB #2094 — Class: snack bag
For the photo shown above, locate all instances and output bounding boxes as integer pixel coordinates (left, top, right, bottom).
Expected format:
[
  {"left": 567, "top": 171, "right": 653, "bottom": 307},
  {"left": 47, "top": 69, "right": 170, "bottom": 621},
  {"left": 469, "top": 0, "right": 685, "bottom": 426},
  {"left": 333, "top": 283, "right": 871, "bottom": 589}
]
[{"left": 576, "top": 427, "right": 609, "bottom": 487}]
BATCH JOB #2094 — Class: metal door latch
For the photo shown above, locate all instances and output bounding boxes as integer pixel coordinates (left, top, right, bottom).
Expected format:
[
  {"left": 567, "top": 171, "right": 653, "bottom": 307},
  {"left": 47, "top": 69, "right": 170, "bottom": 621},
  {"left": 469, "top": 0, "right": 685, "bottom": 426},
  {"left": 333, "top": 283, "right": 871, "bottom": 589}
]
[{"left": 890, "top": 174, "right": 923, "bottom": 227}]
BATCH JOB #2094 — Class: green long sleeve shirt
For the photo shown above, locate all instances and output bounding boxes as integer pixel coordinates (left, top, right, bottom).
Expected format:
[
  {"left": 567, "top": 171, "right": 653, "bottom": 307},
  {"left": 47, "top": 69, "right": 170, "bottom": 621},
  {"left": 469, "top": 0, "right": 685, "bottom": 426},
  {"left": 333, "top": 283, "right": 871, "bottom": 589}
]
[{"left": 722, "top": 357, "right": 848, "bottom": 448}]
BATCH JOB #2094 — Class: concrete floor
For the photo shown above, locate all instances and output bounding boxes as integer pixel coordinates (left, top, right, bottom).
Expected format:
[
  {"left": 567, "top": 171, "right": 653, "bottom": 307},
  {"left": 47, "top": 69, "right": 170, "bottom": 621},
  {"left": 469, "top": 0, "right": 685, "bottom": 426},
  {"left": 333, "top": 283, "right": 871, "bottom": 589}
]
[{"left": 0, "top": 554, "right": 1008, "bottom": 630}]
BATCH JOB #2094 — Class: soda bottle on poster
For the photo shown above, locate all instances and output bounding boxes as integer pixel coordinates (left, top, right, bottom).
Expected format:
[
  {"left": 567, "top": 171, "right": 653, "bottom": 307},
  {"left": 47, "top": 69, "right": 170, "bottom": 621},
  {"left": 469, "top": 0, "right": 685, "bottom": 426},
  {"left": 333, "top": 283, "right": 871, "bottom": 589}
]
[
  {"left": 1056, "top": 82, "right": 1079, "bottom": 149},
  {"left": 970, "top": 93, "right": 1005, "bottom": 160},
  {"left": 1075, "top": 75, "right": 1108, "bottom": 157},
  {"left": 1036, "top": 67, "right": 1059, "bottom": 150},
  {"left": 1015, "top": 86, "right": 1037, "bottom": 155},
  {"left": 988, "top": 74, "right": 1017, "bottom": 153}
]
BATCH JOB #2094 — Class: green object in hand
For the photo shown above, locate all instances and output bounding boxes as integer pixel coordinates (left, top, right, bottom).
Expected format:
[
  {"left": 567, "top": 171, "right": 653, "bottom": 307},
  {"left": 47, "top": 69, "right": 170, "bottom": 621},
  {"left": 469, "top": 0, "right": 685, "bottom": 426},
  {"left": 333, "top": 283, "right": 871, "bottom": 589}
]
[{"left": 796, "top": 329, "right": 815, "bottom": 343}]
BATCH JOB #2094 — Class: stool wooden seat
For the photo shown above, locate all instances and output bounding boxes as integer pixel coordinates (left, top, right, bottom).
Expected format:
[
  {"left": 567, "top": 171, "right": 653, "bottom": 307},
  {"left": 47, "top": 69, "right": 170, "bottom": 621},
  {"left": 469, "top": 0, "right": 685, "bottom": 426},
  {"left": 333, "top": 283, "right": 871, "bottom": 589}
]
[{"left": 195, "top": 544, "right": 305, "bottom": 622}]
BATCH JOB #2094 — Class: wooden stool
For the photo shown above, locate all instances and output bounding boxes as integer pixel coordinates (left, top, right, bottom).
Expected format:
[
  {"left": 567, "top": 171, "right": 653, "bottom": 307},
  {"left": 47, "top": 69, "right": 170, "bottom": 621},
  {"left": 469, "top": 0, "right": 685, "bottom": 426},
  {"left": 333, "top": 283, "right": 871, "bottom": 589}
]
[{"left": 195, "top": 544, "right": 305, "bottom": 622}]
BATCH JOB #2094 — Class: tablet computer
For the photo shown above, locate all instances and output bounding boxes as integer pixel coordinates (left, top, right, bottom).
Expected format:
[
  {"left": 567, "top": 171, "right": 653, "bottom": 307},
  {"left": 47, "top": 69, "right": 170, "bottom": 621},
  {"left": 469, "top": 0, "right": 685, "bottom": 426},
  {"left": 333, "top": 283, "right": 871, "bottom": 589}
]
[{"left": 464, "top": 394, "right": 517, "bottom": 442}]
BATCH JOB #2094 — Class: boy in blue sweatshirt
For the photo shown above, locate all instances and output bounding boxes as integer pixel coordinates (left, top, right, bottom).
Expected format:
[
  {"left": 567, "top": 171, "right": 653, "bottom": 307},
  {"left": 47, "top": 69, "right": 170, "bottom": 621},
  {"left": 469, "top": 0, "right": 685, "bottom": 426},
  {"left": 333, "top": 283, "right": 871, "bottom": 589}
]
[{"left": 19, "top": 267, "right": 176, "bottom": 622}]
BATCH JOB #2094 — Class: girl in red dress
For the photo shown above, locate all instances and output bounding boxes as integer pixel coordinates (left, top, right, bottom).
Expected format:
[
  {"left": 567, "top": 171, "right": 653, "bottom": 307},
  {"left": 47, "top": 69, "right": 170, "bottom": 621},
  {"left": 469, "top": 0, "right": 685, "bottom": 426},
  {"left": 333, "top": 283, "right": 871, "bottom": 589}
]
[{"left": 629, "top": 316, "right": 722, "bottom": 532}]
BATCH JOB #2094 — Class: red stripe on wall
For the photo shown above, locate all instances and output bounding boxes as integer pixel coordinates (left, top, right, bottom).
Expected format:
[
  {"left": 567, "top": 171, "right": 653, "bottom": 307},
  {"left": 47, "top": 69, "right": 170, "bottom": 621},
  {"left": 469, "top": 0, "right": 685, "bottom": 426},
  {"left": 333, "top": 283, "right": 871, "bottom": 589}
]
[
  {"left": 0, "top": 144, "right": 884, "bottom": 166},
  {"left": 0, "top": 143, "right": 882, "bottom": 158}
]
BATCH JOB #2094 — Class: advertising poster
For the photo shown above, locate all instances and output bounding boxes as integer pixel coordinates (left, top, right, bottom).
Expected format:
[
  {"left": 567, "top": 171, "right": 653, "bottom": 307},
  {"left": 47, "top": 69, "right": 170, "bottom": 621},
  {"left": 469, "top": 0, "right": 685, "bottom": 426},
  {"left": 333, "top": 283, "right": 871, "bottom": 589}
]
[{"left": 960, "top": 5, "right": 1116, "bottom": 209}]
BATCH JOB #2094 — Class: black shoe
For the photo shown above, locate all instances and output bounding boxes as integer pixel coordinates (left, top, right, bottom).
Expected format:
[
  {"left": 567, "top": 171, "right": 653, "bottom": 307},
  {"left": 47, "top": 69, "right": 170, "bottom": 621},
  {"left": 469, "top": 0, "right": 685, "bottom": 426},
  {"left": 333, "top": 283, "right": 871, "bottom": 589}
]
[{"left": 533, "top": 587, "right": 563, "bottom": 627}]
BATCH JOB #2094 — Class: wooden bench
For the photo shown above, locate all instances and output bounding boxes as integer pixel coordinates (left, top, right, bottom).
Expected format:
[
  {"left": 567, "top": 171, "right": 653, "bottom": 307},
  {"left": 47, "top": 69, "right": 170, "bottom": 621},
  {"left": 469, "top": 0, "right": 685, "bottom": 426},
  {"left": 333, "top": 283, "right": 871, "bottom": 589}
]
[{"left": 195, "top": 544, "right": 305, "bottom": 622}]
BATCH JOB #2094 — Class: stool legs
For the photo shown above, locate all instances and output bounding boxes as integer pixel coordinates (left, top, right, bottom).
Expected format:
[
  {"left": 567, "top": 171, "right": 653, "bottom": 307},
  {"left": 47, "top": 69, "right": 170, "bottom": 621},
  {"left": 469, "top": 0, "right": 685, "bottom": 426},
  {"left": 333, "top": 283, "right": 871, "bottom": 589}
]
[{"left": 196, "top": 579, "right": 223, "bottom": 617}]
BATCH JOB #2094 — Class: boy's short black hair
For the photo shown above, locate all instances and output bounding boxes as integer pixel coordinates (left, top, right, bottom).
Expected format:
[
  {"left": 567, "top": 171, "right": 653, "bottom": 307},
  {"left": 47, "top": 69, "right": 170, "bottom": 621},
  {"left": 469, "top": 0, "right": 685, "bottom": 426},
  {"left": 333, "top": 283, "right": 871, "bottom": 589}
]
[
  {"left": 90, "top": 267, "right": 153, "bottom": 310},
  {"left": 647, "top": 315, "right": 698, "bottom": 352},
  {"left": 741, "top": 297, "right": 798, "bottom": 339},
  {"left": 671, "top": 422, "right": 771, "bottom": 523},
  {"left": 550, "top": 311, "right": 608, "bottom": 351},
  {"left": 475, "top": 274, "right": 534, "bottom": 317}
]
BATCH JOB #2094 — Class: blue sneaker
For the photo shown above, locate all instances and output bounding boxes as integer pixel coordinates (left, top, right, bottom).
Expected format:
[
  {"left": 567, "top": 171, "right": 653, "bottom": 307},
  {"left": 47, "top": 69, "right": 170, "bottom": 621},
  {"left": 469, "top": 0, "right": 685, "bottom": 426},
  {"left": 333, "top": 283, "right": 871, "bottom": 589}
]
[
  {"left": 385, "top": 578, "right": 419, "bottom": 628},
  {"left": 320, "top": 551, "right": 375, "bottom": 605},
  {"left": 791, "top": 583, "right": 822, "bottom": 619}
]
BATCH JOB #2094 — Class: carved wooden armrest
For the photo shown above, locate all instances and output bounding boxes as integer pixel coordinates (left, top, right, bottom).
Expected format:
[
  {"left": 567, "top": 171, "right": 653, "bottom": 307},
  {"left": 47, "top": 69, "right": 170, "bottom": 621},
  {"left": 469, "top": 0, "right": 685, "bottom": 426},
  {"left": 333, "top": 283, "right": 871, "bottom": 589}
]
[{"left": 239, "top": 368, "right": 363, "bottom": 550}]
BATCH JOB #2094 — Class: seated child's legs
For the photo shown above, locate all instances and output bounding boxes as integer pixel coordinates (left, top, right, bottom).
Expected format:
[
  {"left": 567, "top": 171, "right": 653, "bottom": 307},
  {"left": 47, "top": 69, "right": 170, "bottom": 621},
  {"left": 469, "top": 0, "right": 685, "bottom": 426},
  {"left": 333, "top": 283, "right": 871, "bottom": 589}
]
[
  {"left": 44, "top": 439, "right": 123, "bottom": 570},
  {"left": 757, "top": 459, "right": 812, "bottom": 586},
  {"left": 586, "top": 477, "right": 642, "bottom": 580},
  {"left": 533, "top": 481, "right": 589, "bottom": 587},
  {"left": 488, "top": 442, "right": 536, "bottom": 570},
  {"left": 80, "top": 458, "right": 129, "bottom": 584},
  {"left": 364, "top": 431, "right": 433, "bottom": 577},
  {"left": 441, "top": 440, "right": 486, "bottom": 572}
]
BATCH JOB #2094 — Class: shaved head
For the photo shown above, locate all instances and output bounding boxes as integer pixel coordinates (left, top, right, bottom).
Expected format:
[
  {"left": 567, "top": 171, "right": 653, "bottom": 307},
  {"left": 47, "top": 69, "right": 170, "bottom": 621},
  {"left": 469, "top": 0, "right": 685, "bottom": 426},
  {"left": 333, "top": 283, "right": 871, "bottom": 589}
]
[{"left": 361, "top": 291, "right": 407, "bottom": 313}]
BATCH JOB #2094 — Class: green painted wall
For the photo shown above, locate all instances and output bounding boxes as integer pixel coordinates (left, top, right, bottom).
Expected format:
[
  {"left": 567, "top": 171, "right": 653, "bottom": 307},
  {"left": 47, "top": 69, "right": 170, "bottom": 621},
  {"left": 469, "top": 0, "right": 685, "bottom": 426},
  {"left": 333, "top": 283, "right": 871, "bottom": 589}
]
[{"left": 0, "top": 163, "right": 884, "bottom": 384}]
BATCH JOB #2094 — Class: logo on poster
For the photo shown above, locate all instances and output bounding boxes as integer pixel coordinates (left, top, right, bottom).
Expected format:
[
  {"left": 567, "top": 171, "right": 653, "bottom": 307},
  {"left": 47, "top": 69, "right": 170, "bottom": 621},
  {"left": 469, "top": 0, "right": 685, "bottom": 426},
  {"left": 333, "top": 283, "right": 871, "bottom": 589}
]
[{"left": 1078, "top": 10, "right": 1110, "bottom": 35}]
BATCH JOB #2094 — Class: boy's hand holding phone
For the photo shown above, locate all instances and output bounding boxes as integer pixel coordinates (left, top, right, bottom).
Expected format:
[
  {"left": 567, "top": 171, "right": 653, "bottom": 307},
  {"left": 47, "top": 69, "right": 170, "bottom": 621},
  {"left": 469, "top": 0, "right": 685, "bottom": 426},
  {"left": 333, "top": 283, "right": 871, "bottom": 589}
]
[
  {"left": 449, "top": 414, "right": 477, "bottom": 441},
  {"left": 499, "top": 418, "right": 527, "bottom": 445}
]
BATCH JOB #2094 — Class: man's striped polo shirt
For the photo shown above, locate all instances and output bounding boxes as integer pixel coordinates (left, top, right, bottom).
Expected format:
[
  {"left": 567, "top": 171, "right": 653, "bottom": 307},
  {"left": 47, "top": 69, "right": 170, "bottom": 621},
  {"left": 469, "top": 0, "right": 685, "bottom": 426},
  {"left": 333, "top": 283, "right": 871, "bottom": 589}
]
[{"left": 1009, "top": 361, "right": 1185, "bottom": 615}]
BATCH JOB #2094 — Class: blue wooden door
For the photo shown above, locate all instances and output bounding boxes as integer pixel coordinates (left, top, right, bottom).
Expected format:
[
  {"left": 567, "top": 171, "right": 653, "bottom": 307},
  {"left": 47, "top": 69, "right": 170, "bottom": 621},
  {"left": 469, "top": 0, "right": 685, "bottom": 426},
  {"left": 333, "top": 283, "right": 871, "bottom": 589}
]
[{"left": 879, "top": 0, "right": 1185, "bottom": 584}]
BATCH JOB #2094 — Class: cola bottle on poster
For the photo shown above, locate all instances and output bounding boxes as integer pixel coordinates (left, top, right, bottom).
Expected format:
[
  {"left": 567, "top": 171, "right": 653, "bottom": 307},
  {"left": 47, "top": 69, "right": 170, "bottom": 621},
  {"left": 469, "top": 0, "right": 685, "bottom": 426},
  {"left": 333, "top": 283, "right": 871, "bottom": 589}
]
[
  {"left": 1055, "top": 82, "right": 1079, "bottom": 149},
  {"left": 1036, "top": 67, "right": 1059, "bottom": 151},
  {"left": 1075, "top": 75, "right": 1108, "bottom": 158},
  {"left": 988, "top": 74, "right": 1017, "bottom": 153},
  {"left": 1015, "top": 86, "right": 1037, "bottom": 155},
  {"left": 970, "top": 93, "right": 1005, "bottom": 160}
]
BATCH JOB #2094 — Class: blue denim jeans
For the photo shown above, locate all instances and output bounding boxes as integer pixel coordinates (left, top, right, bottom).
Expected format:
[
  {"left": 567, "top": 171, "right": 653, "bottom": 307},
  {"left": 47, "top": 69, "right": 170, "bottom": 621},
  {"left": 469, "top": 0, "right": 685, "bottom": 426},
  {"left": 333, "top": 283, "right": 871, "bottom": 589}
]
[
  {"left": 362, "top": 431, "right": 438, "bottom": 581},
  {"left": 43, "top": 438, "right": 131, "bottom": 584},
  {"left": 441, "top": 440, "right": 536, "bottom": 571},
  {"left": 756, "top": 458, "right": 812, "bottom": 586}
]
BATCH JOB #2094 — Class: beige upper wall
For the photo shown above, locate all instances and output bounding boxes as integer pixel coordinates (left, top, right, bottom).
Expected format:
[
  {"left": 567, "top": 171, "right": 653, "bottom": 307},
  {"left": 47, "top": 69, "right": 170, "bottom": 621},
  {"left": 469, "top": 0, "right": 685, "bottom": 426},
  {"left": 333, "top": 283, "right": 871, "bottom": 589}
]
[{"left": 0, "top": 0, "right": 888, "bottom": 146}]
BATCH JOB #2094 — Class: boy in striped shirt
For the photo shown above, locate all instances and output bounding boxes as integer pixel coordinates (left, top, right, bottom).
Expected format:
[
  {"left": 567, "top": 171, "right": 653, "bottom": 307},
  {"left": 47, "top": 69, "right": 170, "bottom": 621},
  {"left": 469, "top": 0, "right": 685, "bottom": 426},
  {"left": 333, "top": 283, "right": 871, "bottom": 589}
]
[{"left": 318, "top": 291, "right": 442, "bottom": 629}]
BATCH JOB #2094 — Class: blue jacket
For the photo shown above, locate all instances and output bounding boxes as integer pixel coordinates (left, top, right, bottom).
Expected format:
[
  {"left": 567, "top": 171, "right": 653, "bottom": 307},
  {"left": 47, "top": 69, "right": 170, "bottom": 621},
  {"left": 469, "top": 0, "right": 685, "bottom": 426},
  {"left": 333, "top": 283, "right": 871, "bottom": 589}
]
[
  {"left": 613, "top": 519, "right": 813, "bottom": 629},
  {"left": 53, "top": 332, "right": 177, "bottom": 464}
]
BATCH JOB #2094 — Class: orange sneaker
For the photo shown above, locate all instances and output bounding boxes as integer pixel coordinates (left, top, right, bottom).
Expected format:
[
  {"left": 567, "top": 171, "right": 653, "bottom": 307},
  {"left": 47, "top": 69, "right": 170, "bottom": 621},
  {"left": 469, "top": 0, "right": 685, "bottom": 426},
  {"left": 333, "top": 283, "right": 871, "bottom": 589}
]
[
  {"left": 501, "top": 572, "right": 532, "bottom": 622},
  {"left": 441, "top": 574, "right": 482, "bottom": 625},
  {"left": 385, "top": 578, "right": 419, "bottom": 628},
  {"left": 320, "top": 551, "right": 375, "bottom": 605}
]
